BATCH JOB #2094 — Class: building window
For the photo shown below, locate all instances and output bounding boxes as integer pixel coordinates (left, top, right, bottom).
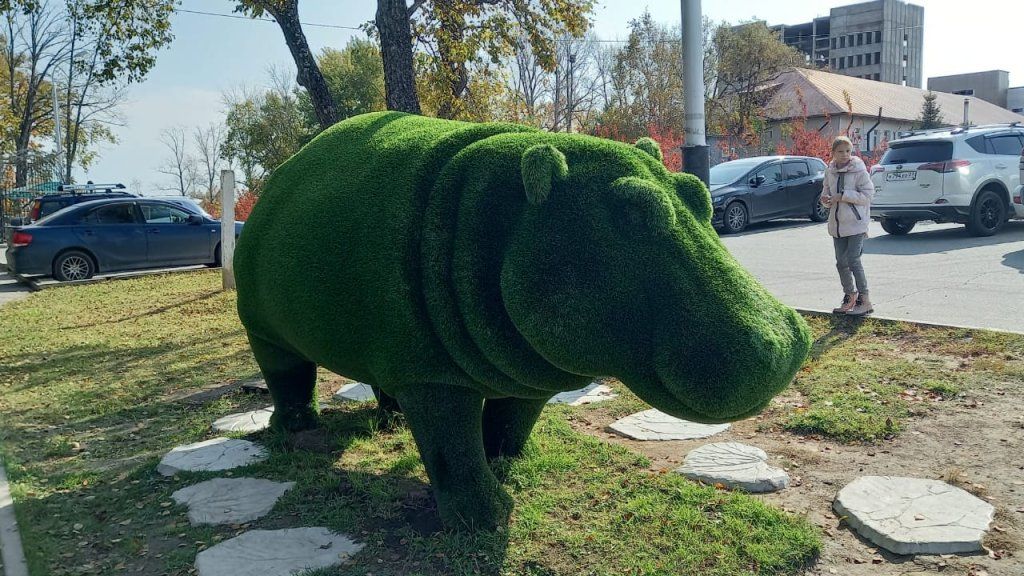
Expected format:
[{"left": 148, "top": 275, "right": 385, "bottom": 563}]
[
  {"left": 902, "top": 55, "right": 907, "bottom": 67},
  {"left": 830, "top": 58, "right": 836, "bottom": 69},
  {"left": 873, "top": 73, "right": 880, "bottom": 81},
  {"left": 874, "top": 51, "right": 881, "bottom": 64},
  {"left": 857, "top": 33, "right": 863, "bottom": 45},
  {"left": 840, "top": 36, "right": 846, "bottom": 48},
  {"left": 865, "top": 33, "right": 872, "bottom": 45},
  {"left": 831, "top": 37, "right": 837, "bottom": 49},
  {"left": 953, "top": 89, "right": 975, "bottom": 96},
  {"left": 838, "top": 59, "right": 844, "bottom": 69},
  {"left": 856, "top": 54, "right": 863, "bottom": 66},
  {"left": 875, "top": 31, "right": 881, "bottom": 43},
  {"left": 848, "top": 34, "right": 854, "bottom": 46},
  {"left": 847, "top": 55, "right": 853, "bottom": 67},
  {"left": 903, "top": 33, "right": 908, "bottom": 47}
]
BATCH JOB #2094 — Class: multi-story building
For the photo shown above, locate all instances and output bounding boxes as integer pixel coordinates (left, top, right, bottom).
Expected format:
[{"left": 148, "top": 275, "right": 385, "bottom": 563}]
[
  {"left": 771, "top": 0, "right": 924, "bottom": 87},
  {"left": 927, "top": 70, "right": 1024, "bottom": 114}
]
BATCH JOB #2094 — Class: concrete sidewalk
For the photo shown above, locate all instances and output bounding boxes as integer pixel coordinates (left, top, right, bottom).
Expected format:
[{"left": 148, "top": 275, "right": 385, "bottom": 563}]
[{"left": 719, "top": 220, "right": 1024, "bottom": 334}]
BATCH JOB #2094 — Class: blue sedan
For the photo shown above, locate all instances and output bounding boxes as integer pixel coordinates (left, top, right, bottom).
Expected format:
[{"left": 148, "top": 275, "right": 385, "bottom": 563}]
[{"left": 5, "top": 198, "right": 244, "bottom": 281}]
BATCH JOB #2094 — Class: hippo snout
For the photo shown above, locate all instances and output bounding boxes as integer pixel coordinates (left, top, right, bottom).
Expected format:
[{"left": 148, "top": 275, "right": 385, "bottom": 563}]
[{"left": 652, "top": 302, "right": 810, "bottom": 424}]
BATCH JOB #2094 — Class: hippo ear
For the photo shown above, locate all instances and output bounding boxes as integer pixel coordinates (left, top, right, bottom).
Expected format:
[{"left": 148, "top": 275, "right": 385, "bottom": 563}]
[
  {"left": 634, "top": 137, "right": 663, "bottom": 162},
  {"left": 521, "top": 144, "right": 568, "bottom": 205}
]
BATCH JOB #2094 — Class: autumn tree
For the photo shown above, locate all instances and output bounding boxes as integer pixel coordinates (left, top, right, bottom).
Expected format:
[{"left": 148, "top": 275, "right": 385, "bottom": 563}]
[
  {"left": 221, "top": 71, "right": 312, "bottom": 191},
  {"left": 375, "top": 0, "right": 593, "bottom": 117},
  {"left": 596, "top": 12, "right": 683, "bottom": 140},
  {"left": 297, "top": 38, "right": 386, "bottom": 125},
  {"left": 235, "top": 1, "right": 337, "bottom": 129},
  {"left": 708, "top": 21, "right": 803, "bottom": 146},
  {"left": 193, "top": 123, "right": 225, "bottom": 204}
]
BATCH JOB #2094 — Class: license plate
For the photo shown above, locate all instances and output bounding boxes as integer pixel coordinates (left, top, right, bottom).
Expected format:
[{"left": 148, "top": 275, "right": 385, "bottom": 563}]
[{"left": 886, "top": 171, "right": 917, "bottom": 182}]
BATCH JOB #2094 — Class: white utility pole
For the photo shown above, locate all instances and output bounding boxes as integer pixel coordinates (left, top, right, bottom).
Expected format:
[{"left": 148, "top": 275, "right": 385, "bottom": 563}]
[
  {"left": 51, "top": 79, "right": 63, "bottom": 180},
  {"left": 681, "top": 0, "right": 709, "bottom": 185},
  {"left": 220, "top": 169, "right": 236, "bottom": 290}
]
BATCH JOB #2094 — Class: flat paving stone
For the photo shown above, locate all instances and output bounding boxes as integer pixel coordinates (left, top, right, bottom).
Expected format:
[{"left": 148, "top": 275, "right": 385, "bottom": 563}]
[
  {"left": 212, "top": 407, "right": 274, "bottom": 433},
  {"left": 157, "top": 438, "right": 267, "bottom": 476},
  {"left": 172, "top": 478, "right": 295, "bottom": 525},
  {"left": 833, "top": 476, "right": 995, "bottom": 555},
  {"left": 548, "top": 382, "right": 618, "bottom": 406},
  {"left": 211, "top": 404, "right": 326, "bottom": 433},
  {"left": 675, "top": 442, "right": 790, "bottom": 493},
  {"left": 195, "top": 527, "right": 364, "bottom": 576},
  {"left": 609, "top": 409, "right": 730, "bottom": 441},
  {"left": 332, "top": 382, "right": 375, "bottom": 402}
]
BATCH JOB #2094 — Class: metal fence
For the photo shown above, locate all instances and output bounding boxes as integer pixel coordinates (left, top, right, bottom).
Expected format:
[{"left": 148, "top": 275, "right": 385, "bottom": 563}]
[{"left": 1, "top": 151, "right": 63, "bottom": 242}]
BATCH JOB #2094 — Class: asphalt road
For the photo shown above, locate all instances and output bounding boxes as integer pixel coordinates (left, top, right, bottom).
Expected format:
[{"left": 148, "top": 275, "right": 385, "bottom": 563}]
[{"left": 718, "top": 219, "right": 1024, "bottom": 334}]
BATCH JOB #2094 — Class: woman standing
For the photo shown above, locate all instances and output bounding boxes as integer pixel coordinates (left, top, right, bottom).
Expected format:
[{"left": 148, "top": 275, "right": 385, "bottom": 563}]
[{"left": 820, "top": 136, "right": 874, "bottom": 316}]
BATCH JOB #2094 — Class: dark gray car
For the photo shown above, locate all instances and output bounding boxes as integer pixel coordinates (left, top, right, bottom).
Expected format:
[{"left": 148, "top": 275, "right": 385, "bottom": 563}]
[{"left": 710, "top": 155, "right": 828, "bottom": 233}]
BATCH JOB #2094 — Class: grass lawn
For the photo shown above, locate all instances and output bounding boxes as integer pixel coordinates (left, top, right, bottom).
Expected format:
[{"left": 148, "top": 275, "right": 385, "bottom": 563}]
[{"left": 1, "top": 270, "right": 1020, "bottom": 575}]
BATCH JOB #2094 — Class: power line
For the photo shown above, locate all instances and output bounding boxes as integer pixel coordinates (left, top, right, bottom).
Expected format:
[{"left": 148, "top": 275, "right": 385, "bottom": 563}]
[{"left": 175, "top": 7, "right": 364, "bottom": 31}]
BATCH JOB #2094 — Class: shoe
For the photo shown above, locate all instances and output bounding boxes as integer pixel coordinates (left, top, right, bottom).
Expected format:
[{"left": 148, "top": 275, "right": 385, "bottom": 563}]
[
  {"left": 847, "top": 295, "right": 873, "bottom": 316},
  {"left": 832, "top": 292, "right": 858, "bottom": 314}
]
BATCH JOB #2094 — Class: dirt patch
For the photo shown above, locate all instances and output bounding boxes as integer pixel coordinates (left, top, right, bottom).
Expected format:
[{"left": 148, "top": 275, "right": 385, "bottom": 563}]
[{"left": 573, "top": 385, "right": 1024, "bottom": 576}]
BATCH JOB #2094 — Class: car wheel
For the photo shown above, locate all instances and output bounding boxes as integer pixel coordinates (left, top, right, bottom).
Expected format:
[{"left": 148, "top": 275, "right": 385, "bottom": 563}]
[
  {"left": 880, "top": 217, "right": 916, "bottom": 235},
  {"left": 206, "top": 244, "right": 222, "bottom": 268},
  {"left": 53, "top": 250, "right": 95, "bottom": 282},
  {"left": 721, "top": 201, "right": 748, "bottom": 234},
  {"left": 810, "top": 193, "right": 829, "bottom": 222},
  {"left": 966, "top": 189, "right": 1006, "bottom": 237}
]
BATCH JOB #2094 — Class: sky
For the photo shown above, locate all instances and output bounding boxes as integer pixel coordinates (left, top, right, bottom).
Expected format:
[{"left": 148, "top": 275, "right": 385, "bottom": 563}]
[{"left": 69, "top": 0, "right": 1024, "bottom": 192}]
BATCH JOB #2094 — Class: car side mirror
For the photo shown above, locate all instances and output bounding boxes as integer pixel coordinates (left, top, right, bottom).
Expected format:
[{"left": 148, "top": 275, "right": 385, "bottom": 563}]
[
  {"left": 187, "top": 214, "right": 204, "bottom": 225},
  {"left": 749, "top": 175, "right": 766, "bottom": 187}
]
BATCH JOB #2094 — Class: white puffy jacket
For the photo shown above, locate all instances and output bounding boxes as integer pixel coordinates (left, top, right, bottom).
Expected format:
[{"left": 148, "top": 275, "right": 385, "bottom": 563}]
[{"left": 823, "top": 155, "right": 874, "bottom": 238}]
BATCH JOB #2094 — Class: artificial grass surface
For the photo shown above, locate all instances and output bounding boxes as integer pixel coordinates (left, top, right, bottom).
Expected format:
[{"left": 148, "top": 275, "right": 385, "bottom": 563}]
[{"left": 233, "top": 111, "right": 811, "bottom": 527}]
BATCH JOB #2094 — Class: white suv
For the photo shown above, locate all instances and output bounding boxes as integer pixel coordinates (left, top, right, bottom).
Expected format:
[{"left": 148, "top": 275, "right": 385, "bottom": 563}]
[{"left": 870, "top": 123, "right": 1024, "bottom": 236}]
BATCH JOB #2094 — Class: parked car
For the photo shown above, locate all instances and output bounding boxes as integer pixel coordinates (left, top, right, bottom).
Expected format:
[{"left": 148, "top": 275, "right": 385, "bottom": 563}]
[
  {"left": 21, "top": 183, "right": 135, "bottom": 224},
  {"left": 143, "top": 195, "right": 214, "bottom": 217},
  {"left": 1015, "top": 142, "right": 1024, "bottom": 218},
  {"left": 870, "top": 123, "right": 1024, "bottom": 236},
  {"left": 709, "top": 155, "right": 828, "bottom": 233},
  {"left": 6, "top": 198, "right": 244, "bottom": 281}
]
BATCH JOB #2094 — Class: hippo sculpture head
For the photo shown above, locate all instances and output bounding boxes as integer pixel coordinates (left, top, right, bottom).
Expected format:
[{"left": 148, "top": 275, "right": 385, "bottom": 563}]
[{"left": 234, "top": 112, "right": 811, "bottom": 530}]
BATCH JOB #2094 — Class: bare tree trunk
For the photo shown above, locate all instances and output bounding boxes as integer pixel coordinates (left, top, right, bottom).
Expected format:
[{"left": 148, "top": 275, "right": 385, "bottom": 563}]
[
  {"left": 376, "top": 0, "right": 421, "bottom": 114},
  {"left": 264, "top": 0, "right": 337, "bottom": 129}
]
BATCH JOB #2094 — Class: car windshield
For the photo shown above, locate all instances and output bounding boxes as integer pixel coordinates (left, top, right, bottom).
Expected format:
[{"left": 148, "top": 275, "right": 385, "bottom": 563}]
[
  {"left": 880, "top": 141, "right": 953, "bottom": 165},
  {"left": 710, "top": 160, "right": 764, "bottom": 185}
]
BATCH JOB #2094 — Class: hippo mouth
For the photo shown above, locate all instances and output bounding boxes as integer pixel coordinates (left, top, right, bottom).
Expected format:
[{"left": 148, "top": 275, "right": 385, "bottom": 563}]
[{"left": 621, "top": 373, "right": 776, "bottom": 425}]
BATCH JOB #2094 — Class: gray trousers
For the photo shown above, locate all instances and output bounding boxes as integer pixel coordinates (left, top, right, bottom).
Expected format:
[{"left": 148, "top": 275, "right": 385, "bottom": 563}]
[{"left": 833, "top": 233, "right": 868, "bottom": 296}]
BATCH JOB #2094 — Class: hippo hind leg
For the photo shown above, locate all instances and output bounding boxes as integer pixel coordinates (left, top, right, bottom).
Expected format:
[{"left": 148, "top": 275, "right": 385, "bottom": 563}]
[
  {"left": 247, "top": 333, "right": 320, "bottom": 432},
  {"left": 396, "top": 384, "right": 511, "bottom": 530},
  {"left": 482, "top": 396, "right": 547, "bottom": 461},
  {"left": 370, "top": 385, "right": 403, "bottom": 422}
]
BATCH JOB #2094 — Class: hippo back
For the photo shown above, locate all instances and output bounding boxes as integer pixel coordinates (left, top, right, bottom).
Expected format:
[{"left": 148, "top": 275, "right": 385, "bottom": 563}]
[{"left": 235, "top": 112, "right": 535, "bottom": 391}]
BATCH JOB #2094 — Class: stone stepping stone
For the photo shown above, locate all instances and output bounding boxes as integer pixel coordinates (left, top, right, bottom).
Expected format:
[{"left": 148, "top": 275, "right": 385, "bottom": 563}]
[
  {"left": 548, "top": 382, "right": 618, "bottom": 406},
  {"left": 172, "top": 478, "right": 295, "bottom": 525},
  {"left": 195, "top": 527, "right": 364, "bottom": 576},
  {"left": 609, "top": 409, "right": 730, "bottom": 441},
  {"left": 212, "top": 407, "right": 274, "bottom": 433},
  {"left": 157, "top": 438, "right": 267, "bottom": 476},
  {"left": 332, "top": 382, "right": 375, "bottom": 402},
  {"left": 674, "top": 442, "right": 790, "bottom": 493},
  {"left": 211, "top": 404, "right": 327, "bottom": 434},
  {"left": 834, "top": 476, "right": 995, "bottom": 555}
]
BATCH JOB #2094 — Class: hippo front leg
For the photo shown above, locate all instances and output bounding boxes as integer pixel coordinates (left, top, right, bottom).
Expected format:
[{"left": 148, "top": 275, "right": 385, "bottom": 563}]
[
  {"left": 482, "top": 397, "right": 548, "bottom": 461},
  {"left": 396, "top": 385, "right": 511, "bottom": 530}
]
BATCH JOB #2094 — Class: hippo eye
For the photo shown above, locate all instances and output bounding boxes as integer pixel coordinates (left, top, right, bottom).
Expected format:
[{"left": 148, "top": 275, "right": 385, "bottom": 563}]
[{"left": 610, "top": 177, "right": 676, "bottom": 234}]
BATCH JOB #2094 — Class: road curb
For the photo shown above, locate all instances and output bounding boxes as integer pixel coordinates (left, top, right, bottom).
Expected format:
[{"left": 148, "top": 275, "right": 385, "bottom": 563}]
[
  {"left": 795, "top": 307, "right": 1024, "bottom": 336},
  {"left": 0, "top": 456, "right": 29, "bottom": 576},
  {"left": 21, "top": 265, "right": 208, "bottom": 291}
]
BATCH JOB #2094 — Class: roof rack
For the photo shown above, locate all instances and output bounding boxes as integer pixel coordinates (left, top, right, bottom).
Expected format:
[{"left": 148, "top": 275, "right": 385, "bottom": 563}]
[{"left": 57, "top": 182, "right": 127, "bottom": 194}]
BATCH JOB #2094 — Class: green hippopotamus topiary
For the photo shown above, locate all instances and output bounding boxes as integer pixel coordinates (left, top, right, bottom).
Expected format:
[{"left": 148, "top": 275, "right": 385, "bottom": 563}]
[{"left": 234, "top": 111, "right": 811, "bottom": 530}]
